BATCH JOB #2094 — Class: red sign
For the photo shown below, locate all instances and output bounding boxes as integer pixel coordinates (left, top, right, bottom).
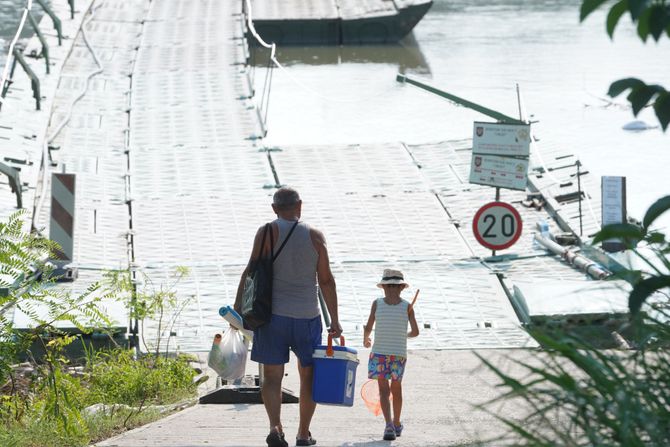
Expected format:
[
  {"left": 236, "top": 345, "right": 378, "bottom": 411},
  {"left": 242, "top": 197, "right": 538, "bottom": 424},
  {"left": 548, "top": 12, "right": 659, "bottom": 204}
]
[{"left": 472, "top": 202, "right": 523, "bottom": 250}]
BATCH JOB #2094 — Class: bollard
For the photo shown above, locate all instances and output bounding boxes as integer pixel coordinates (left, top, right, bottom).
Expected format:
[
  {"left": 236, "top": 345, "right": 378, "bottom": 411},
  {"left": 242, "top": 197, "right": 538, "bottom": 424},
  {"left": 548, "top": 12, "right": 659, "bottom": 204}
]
[{"left": 49, "top": 173, "right": 78, "bottom": 281}]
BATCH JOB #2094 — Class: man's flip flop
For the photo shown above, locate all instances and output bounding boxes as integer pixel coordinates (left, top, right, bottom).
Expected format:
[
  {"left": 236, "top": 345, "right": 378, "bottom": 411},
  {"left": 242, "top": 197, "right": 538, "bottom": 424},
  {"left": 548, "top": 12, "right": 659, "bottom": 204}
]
[
  {"left": 296, "top": 431, "right": 317, "bottom": 446},
  {"left": 266, "top": 428, "right": 288, "bottom": 447}
]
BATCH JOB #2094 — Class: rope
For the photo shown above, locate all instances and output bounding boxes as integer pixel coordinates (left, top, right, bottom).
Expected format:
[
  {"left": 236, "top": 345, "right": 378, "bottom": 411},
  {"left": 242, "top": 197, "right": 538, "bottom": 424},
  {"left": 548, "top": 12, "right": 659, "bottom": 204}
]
[
  {"left": 243, "top": 0, "right": 395, "bottom": 104},
  {"left": 0, "top": 0, "right": 34, "bottom": 105},
  {"left": 260, "top": 57, "right": 273, "bottom": 128},
  {"left": 33, "top": 1, "right": 105, "bottom": 235}
]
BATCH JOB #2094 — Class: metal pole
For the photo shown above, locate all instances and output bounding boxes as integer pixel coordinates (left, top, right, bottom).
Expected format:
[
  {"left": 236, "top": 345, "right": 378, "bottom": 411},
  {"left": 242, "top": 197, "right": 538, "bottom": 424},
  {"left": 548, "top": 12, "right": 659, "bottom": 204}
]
[
  {"left": 12, "top": 48, "right": 40, "bottom": 110},
  {"left": 34, "top": 0, "right": 63, "bottom": 46},
  {"left": 318, "top": 287, "right": 331, "bottom": 328},
  {"left": 577, "top": 160, "right": 583, "bottom": 237},
  {"left": 396, "top": 74, "right": 525, "bottom": 125},
  {"left": 516, "top": 83, "right": 523, "bottom": 121},
  {"left": 491, "top": 187, "right": 501, "bottom": 257},
  {"left": 27, "top": 12, "right": 50, "bottom": 74},
  {"left": 0, "top": 162, "right": 23, "bottom": 208}
]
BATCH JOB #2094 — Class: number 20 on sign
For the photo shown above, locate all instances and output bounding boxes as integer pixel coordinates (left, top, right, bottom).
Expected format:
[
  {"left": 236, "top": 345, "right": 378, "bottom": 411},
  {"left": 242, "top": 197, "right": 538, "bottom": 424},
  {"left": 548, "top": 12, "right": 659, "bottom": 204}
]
[{"left": 472, "top": 202, "right": 523, "bottom": 251}]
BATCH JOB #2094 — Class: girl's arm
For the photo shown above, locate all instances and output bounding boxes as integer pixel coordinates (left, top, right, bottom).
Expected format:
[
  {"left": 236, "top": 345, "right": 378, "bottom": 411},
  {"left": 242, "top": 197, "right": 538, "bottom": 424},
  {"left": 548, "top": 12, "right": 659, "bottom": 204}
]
[
  {"left": 363, "top": 300, "right": 377, "bottom": 348},
  {"left": 407, "top": 305, "right": 419, "bottom": 338}
]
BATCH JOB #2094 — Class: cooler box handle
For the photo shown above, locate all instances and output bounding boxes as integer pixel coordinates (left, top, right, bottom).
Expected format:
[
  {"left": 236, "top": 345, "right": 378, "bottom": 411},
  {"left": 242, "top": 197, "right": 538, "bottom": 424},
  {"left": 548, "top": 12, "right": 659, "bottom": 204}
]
[{"left": 326, "top": 334, "right": 345, "bottom": 357}]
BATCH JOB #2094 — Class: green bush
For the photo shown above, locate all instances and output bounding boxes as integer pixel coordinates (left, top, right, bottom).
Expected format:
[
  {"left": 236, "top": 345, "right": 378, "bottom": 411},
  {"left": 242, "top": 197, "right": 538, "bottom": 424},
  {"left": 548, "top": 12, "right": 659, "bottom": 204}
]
[
  {"left": 86, "top": 349, "right": 197, "bottom": 406},
  {"left": 1, "top": 347, "right": 197, "bottom": 447},
  {"left": 480, "top": 319, "right": 670, "bottom": 446}
]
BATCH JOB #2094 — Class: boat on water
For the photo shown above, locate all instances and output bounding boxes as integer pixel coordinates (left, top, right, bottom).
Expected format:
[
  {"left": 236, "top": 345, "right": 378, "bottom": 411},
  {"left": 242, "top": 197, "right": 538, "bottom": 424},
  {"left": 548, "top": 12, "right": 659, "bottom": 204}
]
[{"left": 248, "top": 0, "right": 433, "bottom": 45}]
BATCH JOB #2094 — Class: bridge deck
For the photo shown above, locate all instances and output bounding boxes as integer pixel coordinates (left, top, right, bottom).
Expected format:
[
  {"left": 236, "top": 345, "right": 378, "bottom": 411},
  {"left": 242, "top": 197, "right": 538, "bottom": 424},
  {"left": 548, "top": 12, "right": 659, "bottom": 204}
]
[{"left": 0, "top": 0, "right": 613, "bottom": 352}]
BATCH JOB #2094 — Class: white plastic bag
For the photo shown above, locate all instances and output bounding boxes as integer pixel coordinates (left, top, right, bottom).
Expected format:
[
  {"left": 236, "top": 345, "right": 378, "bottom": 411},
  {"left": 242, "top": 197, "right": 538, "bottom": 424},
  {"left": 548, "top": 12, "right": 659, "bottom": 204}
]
[{"left": 207, "top": 327, "right": 248, "bottom": 381}]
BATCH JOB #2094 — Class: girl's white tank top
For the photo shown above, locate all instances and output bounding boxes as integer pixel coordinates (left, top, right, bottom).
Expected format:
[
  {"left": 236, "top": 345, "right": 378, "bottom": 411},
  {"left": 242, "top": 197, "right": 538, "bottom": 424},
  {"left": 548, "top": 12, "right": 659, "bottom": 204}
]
[{"left": 372, "top": 297, "right": 409, "bottom": 357}]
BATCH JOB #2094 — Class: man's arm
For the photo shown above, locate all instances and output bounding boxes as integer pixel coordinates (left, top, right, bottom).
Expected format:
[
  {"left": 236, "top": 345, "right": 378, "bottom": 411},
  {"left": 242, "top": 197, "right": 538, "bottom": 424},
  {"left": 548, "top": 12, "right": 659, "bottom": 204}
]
[
  {"left": 233, "top": 225, "right": 269, "bottom": 313},
  {"left": 311, "top": 227, "right": 342, "bottom": 338}
]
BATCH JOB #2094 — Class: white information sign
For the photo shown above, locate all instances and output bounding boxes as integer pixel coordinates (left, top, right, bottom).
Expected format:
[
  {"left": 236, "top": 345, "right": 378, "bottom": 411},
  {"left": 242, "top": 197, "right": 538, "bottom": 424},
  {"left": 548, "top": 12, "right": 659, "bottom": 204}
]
[
  {"left": 601, "top": 176, "right": 627, "bottom": 252},
  {"left": 472, "top": 121, "right": 531, "bottom": 157},
  {"left": 601, "top": 176, "right": 626, "bottom": 226},
  {"left": 469, "top": 154, "right": 529, "bottom": 191}
]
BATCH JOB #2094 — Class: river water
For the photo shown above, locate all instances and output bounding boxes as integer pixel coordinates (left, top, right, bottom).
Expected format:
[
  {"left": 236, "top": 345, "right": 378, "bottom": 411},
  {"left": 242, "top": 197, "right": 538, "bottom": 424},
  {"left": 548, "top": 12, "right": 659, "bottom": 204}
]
[
  {"left": 0, "top": 0, "right": 46, "bottom": 68},
  {"left": 2, "top": 0, "right": 669, "bottom": 227},
  {"left": 256, "top": 0, "right": 670, "bottom": 228}
]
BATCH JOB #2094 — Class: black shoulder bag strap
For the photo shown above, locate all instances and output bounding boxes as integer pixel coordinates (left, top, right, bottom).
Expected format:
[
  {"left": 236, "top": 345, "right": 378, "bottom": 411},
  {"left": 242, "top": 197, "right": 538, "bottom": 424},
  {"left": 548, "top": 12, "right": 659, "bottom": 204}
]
[{"left": 272, "top": 220, "right": 299, "bottom": 262}]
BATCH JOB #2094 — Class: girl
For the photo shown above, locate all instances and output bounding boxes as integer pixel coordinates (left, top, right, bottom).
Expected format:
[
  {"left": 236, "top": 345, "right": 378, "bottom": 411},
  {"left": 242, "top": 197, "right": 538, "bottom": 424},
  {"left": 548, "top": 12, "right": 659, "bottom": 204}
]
[{"left": 363, "top": 268, "right": 420, "bottom": 441}]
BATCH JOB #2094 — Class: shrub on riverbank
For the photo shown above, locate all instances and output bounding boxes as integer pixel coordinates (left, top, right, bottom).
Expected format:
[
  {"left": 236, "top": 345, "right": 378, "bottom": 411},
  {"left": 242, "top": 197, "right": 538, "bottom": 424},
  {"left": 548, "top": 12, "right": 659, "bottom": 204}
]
[
  {"left": 0, "top": 347, "right": 198, "bottom": 447},
  {"left": 1, "top": 211, "right": 198, "bottom": 446}
]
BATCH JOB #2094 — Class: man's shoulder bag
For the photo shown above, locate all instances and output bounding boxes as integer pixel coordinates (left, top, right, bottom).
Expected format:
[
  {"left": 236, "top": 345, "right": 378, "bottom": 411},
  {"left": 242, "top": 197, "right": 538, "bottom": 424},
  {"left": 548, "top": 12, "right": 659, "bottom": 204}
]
[{"left": 241, "top": 220, "right": 299, "bottom": 330}]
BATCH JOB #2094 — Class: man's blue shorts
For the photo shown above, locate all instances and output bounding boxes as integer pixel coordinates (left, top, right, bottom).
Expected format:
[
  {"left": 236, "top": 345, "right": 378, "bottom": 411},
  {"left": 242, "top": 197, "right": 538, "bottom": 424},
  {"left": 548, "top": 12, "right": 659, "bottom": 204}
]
[{"left": 251, "top": 314, "right": 322, "bottom": 367}]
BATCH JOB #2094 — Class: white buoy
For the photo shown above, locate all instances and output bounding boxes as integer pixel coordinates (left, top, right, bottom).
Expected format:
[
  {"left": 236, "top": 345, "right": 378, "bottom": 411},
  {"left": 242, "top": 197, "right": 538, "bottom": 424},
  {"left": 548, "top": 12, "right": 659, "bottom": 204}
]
[{"left": 622, "top": 120, "right": 658, "bottom": 131}]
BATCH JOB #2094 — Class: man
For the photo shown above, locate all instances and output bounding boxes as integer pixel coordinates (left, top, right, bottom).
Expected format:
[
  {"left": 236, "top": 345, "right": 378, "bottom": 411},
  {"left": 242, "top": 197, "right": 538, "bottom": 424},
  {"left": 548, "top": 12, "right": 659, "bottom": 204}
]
[{"left": 234, "top": 187, "right": 342, "bottom": 447}]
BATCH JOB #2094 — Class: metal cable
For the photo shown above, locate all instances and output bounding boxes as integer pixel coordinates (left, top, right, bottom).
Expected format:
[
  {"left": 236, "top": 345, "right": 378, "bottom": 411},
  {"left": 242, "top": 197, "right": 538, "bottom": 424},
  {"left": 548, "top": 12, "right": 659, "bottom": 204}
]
[
  {"left": 0, "top": 0, "right": 34, "bottom": 105},
  {"left": 262, "top": 59, "right": 273, "bottom": 128}
]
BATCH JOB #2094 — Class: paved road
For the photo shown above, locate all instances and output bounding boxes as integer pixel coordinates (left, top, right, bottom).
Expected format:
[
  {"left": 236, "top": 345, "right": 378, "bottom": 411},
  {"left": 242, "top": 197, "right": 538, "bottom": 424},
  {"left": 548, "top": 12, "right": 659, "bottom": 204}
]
[{"left": 95, "top": 349, "right": 538, "bottom": 447}]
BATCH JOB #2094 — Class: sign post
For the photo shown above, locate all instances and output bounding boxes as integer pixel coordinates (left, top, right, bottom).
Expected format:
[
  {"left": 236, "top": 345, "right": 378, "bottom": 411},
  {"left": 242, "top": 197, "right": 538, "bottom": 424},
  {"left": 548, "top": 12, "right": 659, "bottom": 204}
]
[
  {"left": 468, "top": 121, "right": 530, "bottom": 255},
  {"left": 472, "top": 201, "right": 523, "bottom": 253}
]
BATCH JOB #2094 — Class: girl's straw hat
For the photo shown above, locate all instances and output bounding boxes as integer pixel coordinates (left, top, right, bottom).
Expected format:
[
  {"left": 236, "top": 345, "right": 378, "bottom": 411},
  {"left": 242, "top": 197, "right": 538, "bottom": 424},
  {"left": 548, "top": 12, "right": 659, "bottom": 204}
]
[{"left": 376, "top": 268, "right": 409, "bottom": 288}]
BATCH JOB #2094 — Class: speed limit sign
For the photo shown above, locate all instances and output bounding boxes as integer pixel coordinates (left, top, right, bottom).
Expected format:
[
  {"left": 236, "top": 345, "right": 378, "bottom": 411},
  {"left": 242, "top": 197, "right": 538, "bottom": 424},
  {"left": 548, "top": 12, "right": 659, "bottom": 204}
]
[{"left": 472, "top": 202, "right": 523, "bottom": 250}]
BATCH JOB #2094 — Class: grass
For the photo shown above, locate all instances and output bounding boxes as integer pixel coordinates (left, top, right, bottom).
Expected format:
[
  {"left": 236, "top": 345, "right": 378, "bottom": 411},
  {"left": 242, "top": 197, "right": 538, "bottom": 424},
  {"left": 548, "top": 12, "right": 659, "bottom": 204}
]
[{"left": 0, "top": 347, "right": 199, "bottom": 447}]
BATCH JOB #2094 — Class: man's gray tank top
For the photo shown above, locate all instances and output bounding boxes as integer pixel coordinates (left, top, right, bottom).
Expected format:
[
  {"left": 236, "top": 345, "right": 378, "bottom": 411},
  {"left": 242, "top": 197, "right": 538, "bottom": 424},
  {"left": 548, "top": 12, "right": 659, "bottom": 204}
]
[{"left": 272, "top": 218, "right": 320, "bottom": 319}]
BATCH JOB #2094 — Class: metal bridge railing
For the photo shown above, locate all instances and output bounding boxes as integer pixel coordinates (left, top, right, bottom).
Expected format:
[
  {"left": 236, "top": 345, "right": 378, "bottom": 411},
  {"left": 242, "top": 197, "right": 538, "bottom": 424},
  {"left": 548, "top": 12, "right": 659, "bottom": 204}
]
[{"left": 0, "top": 0, "right": 69, "bottom": 112}]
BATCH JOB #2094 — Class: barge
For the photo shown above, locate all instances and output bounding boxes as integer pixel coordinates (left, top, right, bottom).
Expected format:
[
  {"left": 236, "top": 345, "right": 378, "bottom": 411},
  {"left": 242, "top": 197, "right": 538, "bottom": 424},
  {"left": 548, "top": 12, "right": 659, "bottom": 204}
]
[{"left": 248, "top": 0, "right": 433, "bottom": 45}]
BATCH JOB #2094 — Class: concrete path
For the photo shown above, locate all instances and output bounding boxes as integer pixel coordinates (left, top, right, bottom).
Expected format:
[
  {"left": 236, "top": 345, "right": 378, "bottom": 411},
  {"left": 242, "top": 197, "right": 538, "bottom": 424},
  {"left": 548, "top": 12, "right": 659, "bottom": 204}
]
[{"left": 95, "top": 349, "right": 536, "bottom": 447}]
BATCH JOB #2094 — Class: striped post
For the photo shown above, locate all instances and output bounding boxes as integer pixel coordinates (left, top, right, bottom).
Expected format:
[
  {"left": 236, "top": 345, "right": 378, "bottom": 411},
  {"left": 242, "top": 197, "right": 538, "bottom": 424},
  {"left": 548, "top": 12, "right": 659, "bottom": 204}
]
[{"left": 49, "top": 173, "right": 76, "bottom": 264}]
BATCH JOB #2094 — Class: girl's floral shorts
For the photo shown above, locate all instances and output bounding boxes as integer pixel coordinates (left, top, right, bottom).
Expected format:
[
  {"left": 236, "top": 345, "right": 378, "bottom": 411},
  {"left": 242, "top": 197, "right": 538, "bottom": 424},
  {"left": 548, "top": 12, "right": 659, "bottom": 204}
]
[{"left": 367, "top": 353, "right": 407, "bottom": 381}]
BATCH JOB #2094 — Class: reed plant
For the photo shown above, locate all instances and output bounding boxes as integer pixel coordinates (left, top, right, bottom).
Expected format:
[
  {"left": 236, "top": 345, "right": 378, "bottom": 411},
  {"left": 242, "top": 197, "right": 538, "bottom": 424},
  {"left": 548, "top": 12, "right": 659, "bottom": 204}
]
[
  {"left": 0, "top": 212, "right": 198, "bottom": 446},
  {"left": 480, "top": 196, "right": 670, "bottom": 446}
]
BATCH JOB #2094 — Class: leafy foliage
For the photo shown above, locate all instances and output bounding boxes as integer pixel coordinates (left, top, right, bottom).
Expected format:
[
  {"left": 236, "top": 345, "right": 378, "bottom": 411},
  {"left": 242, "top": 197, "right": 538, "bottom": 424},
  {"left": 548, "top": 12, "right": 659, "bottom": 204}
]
[
  {"left": 1, "top": 347, "right": 197, "bottom": 447},
  {"left": 1, "top": 212, "right": 116, "bottom": 381},
  {"left": 592, "top": 195, "right": 670, "bottom": 313},
  {"left": 580, "top": 1, "right": 670, "bottom": 131},
  {"left": 105, "top": 267, "right": 191, "bottom": 357},
  {"left": 480, "top": 319, "right": 670, "bottom": 447},
  {"left": 86, "top": 349, "right": 197, "bottom": 407},
  {"left": 483, "top": 197, "right": 670, "bottom": 446},
  {"left": 0, "top": 212, "right": 198, "bottom": 446},
  {"left": 0, "top": 211, "right": 121, "bottom": 437}
]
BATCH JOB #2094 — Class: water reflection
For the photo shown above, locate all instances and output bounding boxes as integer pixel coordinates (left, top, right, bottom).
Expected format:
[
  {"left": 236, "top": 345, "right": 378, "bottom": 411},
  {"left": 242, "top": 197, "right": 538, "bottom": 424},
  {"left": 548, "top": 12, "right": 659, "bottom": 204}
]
[{"left": 251, "top": 33, "right": 431, "bottom": 75}]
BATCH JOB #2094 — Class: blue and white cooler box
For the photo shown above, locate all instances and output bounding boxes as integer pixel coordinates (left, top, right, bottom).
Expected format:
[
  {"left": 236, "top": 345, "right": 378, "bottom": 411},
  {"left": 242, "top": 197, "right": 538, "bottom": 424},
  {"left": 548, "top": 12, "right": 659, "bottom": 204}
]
[{"left": 312, "top": 335, "right": 359, "bottom": 406}]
